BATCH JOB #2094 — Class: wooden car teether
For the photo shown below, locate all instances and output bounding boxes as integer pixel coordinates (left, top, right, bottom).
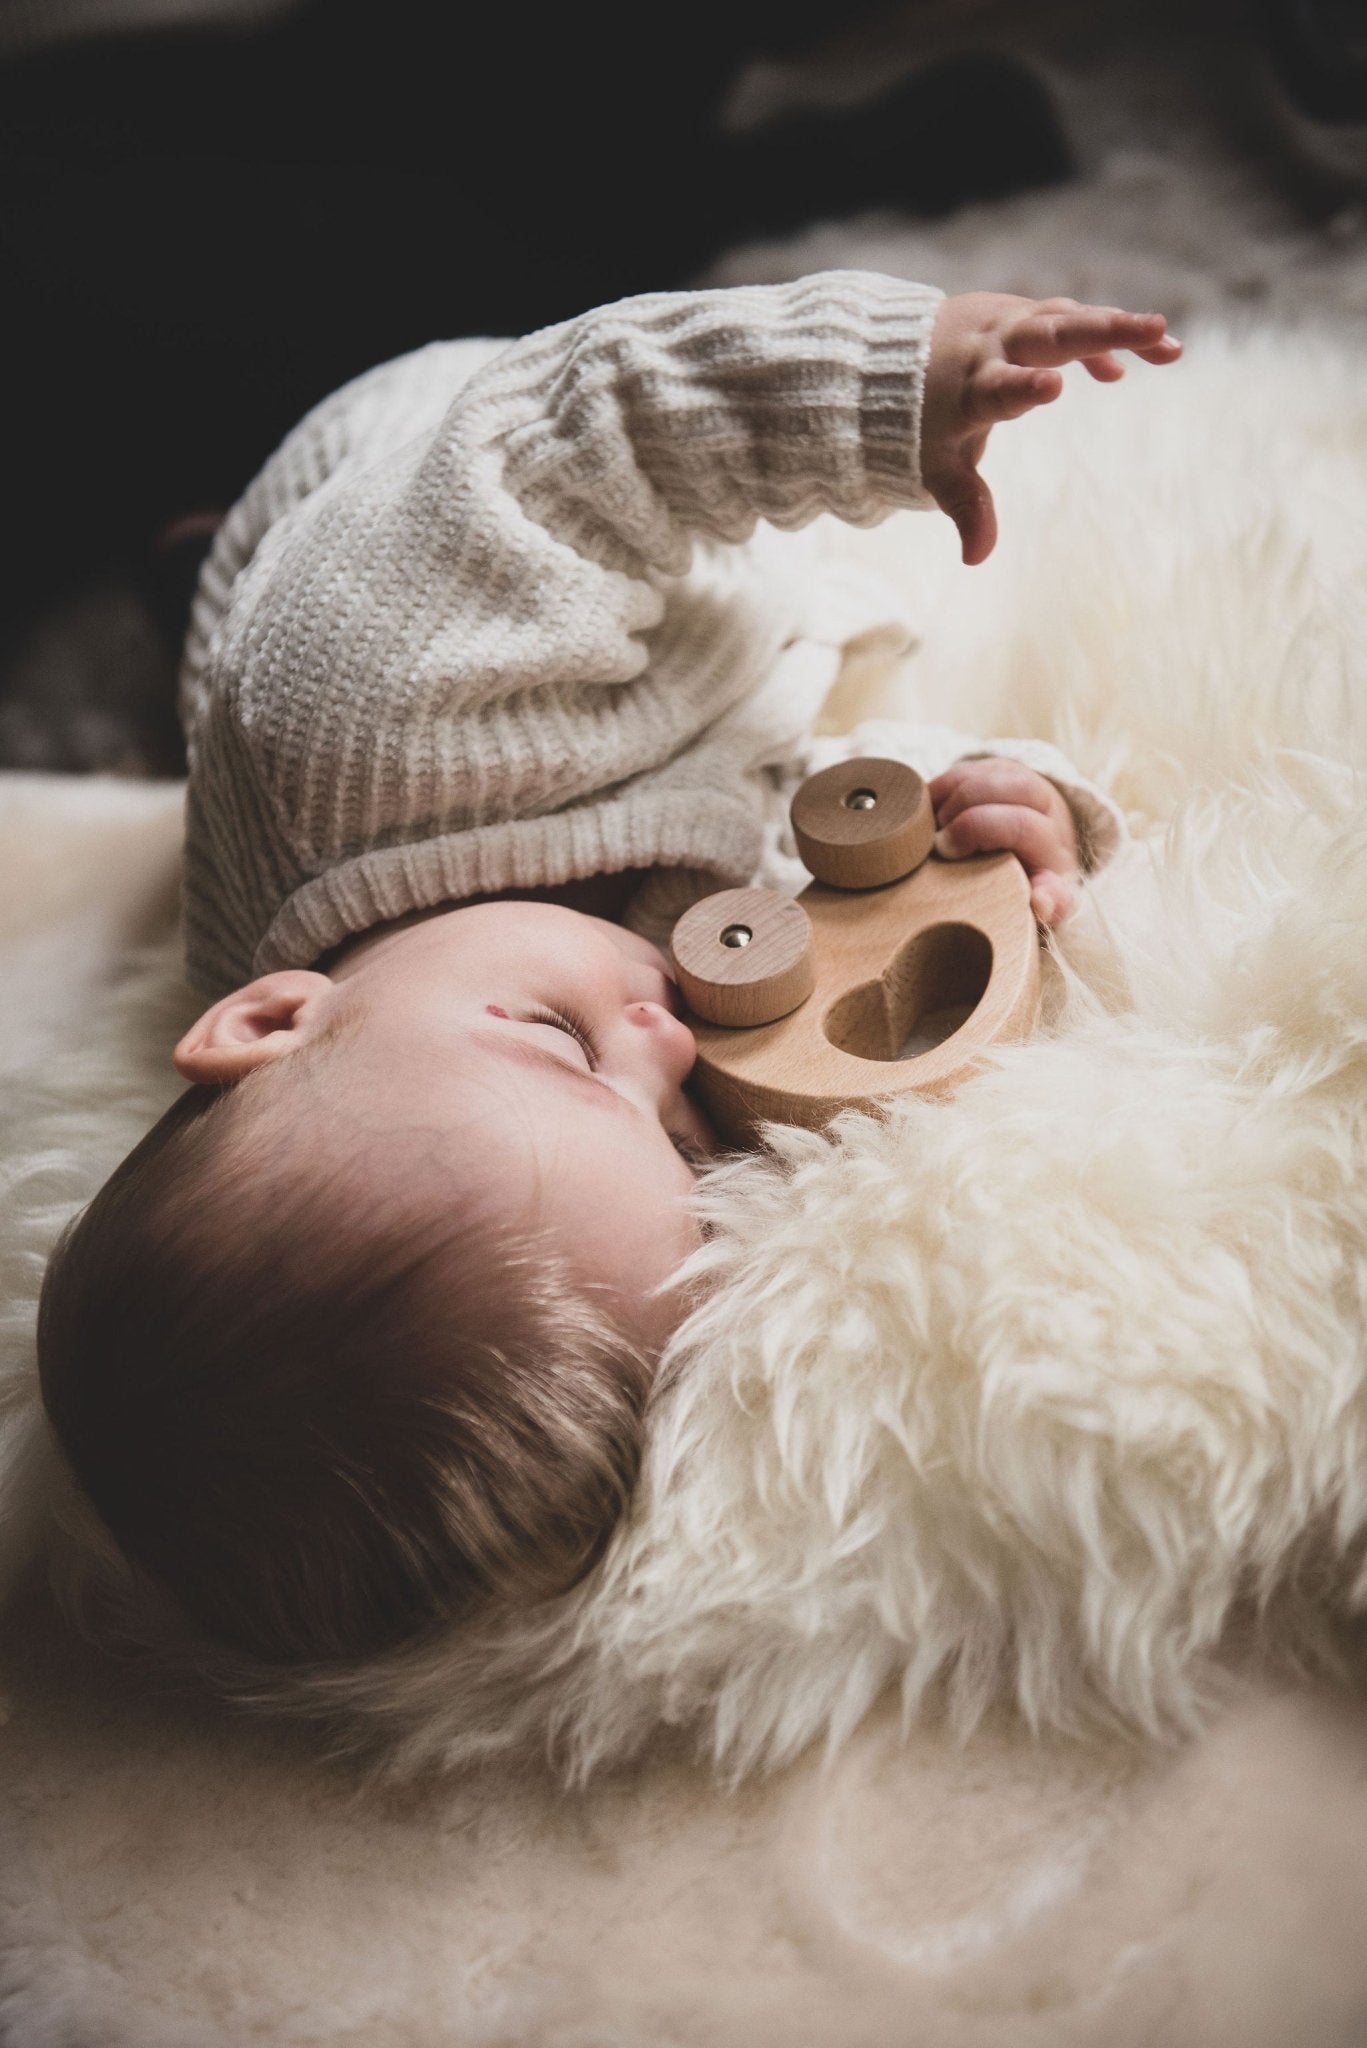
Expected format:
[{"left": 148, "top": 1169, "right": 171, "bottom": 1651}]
[{"left": 671, "top": 756, "right": 1042, "bottom": 1142}]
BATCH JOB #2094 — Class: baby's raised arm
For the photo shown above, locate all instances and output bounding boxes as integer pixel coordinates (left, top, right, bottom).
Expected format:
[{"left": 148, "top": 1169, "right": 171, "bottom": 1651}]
[{"left": 431, "top": 279, "right": 1178, "bottom": 566}]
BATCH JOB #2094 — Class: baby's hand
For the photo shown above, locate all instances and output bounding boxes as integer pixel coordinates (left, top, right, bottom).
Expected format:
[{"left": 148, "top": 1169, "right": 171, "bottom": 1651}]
[
  {"left": 922, "top": 293, "right": 1182, "bottom": 565},
  {"left": 928, "top": 758, "right": 1079, "bottom": 927}
]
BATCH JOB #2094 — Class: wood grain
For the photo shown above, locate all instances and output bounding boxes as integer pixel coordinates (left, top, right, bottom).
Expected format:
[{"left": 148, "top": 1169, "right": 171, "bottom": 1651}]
[
  {"left": 789, "top": 755, "right": 935, "bottom": 889},
  {"left": 679, "top": 853, "right": 1041, "bottom": 1142},
  {"left": 671, "top": 887, "right": 815, "bottom": 1028}
]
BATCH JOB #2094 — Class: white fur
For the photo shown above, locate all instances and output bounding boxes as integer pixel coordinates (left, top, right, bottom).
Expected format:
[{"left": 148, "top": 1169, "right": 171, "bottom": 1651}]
[{"left": 6, "top": 326, "right": 1367, "bottom": 1785}]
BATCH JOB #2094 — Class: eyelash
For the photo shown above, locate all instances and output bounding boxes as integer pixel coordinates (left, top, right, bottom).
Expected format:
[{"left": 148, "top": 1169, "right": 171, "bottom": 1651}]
[{"left": 527, "top": 1004, "right": 599, "bottom": 1069}]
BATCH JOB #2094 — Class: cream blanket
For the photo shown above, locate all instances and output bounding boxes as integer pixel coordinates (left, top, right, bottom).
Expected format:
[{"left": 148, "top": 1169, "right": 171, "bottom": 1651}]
[{"left": 5, "top": 328, "right": 1367, "bottom": 2042}]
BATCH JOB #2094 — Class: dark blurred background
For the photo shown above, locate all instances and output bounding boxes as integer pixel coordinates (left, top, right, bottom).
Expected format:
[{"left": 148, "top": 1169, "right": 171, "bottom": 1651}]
[{"left": 1, "top": 0, "right": 1364, "bottom": 777}]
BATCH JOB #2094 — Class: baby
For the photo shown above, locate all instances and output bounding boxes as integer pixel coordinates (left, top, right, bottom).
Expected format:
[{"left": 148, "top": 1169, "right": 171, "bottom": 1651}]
[{"left": 36, "top": 276, "right": 1179, "bottom": 1671}]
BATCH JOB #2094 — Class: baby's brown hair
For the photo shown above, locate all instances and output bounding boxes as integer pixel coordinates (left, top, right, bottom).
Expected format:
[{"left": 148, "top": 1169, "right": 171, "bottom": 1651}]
[{"left": 36, "top": 1036, "right": 654, "bottom": 1666}]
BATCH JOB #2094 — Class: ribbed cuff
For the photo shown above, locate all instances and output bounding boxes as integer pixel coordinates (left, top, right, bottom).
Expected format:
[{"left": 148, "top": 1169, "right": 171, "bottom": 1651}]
[{"left": 252, "top": 786, "right": 767, "bottom": 979}]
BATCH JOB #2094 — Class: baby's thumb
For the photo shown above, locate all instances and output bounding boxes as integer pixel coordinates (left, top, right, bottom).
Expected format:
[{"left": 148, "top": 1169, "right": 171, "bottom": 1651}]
[{"left": 931, "top": 469, "right": 997, "bottom": 566}]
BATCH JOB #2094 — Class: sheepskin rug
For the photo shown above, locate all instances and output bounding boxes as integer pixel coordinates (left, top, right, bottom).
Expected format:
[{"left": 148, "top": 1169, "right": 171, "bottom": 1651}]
[{"left": 7, "top": 18, "right": 1367, "bottom": 2021}]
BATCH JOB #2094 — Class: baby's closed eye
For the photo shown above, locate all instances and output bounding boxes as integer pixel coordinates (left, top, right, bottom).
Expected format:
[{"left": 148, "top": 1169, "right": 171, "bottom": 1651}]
[{"left": 526, "top": 1004, "right": 598, "bottom": 1067}]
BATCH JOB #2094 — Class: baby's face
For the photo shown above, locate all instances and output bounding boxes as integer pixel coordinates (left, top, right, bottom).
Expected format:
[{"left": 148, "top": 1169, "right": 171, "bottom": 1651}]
[{"left": 322, "top": 902, "right": 720, "bottom": 1346}]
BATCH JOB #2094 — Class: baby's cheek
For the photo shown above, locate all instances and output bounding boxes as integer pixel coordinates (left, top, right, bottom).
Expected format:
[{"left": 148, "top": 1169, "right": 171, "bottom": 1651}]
[{"left": 551, "top": 1109, "right": 696, "bottom": 1272}]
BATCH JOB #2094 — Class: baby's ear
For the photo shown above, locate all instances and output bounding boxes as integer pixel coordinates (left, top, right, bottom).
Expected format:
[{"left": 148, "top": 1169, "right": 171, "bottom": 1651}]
[{"left": 174, "top": 971, "right": 337, "bottom": 1084}]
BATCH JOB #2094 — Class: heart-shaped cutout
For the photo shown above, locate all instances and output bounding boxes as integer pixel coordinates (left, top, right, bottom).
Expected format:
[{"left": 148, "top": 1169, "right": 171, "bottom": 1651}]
[{"left": 822, "top": 922, "right": 992, "bottom": 1064}]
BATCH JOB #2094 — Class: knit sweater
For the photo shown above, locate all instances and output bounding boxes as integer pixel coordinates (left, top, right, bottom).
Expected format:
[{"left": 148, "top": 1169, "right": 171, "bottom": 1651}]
[{"left": 180, "top": 272, "right": 1122, "bottom": 997}]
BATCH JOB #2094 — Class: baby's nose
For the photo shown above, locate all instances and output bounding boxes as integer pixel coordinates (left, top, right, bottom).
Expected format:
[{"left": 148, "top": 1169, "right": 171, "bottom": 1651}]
[{"left": 627, "top": 1000, "right": 697, "bottom": 1090}]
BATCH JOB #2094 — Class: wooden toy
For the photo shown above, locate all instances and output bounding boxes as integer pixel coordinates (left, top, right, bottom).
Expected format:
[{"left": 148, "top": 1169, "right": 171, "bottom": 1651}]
[{"left": 671, "top": 756, "right": 1042, "bottom": 1142}]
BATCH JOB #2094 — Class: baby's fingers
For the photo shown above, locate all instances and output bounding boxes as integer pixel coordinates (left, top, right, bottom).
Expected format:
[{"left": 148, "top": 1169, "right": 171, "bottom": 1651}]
[
  {"left": 930, "top": 758, "right": 1063, "bottom": 829},
  {"left": 1006, "top": 307, "right": 1177, "bottom": 371},
  {"left": 1028, "top": 869, "right": 1075, "bottom": 927},
  {"left": 934, "top": 800, "right": 1074, "bottom": 879},
  {"left": 964, "top": 360, "right": 1063, "bottom": 426},
  {"left": 1081, "top": 340, "right": 1183, "bottom": 381},
  {"left": 1082, "top": 352, "right": 1126, "bottom": 382},
  {"left": 935, "top": 801, "right": 1077, "bottom": 925}
]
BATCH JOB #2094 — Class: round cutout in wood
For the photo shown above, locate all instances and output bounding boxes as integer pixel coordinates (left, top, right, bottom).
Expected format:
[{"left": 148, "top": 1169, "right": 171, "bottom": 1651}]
[{"left": 790, "top": 755, "right": 934, "bottom": 889}]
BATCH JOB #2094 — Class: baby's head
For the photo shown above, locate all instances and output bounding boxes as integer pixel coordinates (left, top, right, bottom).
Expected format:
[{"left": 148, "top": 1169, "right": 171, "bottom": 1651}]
[{"left": 37, "top": 901, "right": 718, "bottom": 1665}]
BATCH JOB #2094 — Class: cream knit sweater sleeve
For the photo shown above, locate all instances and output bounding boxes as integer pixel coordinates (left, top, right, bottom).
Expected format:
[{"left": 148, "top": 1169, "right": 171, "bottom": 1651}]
[{"left": 181, "top": 272, "right": 943, "bottom": 997}]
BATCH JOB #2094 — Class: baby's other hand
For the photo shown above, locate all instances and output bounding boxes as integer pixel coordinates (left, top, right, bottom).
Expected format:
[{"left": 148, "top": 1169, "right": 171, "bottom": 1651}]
[
  {"left": 923, "top": 292, "right": 1182, "bottom": 566},
  {"left": 928, "top": 758, "right": 1079, "bottom": 927}
]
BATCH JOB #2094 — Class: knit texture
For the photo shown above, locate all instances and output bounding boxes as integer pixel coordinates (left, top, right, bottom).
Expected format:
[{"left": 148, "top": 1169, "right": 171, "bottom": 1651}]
[
  {"left": 178, "top": 273, "right": 952, "bottom": 993},
  {"left": 179, "top": 271, "right": 1121, "bottom": 996}
]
